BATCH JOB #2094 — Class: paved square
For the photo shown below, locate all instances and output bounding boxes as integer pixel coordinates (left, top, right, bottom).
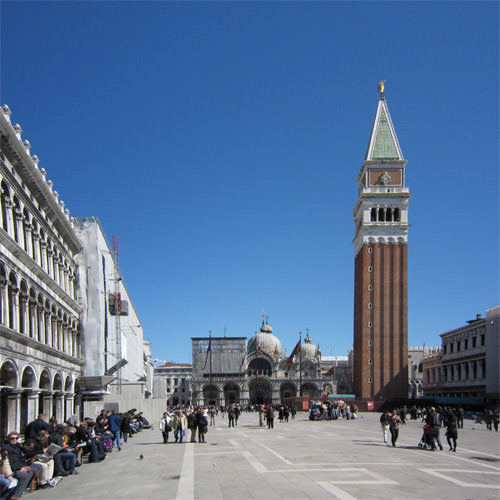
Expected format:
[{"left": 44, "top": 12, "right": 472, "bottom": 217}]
[{"left": 33, "top": 412, "right": 500, "bottom": 499}]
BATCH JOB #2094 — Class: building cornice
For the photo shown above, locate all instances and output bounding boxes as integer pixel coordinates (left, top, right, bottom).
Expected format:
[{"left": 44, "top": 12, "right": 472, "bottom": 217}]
[
  {"left": 0, "top": 326, "right": 84, "bottom": 366},
  {"left": 0, "top": 108, "right": 82, "bottom": 254}
]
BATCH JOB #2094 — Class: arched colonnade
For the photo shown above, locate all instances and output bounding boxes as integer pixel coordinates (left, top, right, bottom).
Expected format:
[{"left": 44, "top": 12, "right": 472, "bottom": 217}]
[{"left": 0, "top": 358, "right": 81, "bottom": 437}]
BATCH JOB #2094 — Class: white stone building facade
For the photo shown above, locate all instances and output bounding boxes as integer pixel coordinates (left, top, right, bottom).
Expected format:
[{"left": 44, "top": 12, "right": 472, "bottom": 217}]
[
  {"left": 153, "top": 363, "right": 192, "bottom": 406},
  {"left": 422, "top": 306, "right": 499, "bottom": 406},
  {"left": 0, "top": 105, "right": 83, "bottom": 436},
  {"left": 0, "top": 106, "right": 150, "bottom": 437}
]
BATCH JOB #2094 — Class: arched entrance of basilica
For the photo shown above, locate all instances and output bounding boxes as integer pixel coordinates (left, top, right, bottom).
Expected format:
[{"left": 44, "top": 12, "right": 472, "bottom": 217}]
[
  {"left": 280, "top": 382, "right": 296, "bottom": 402},
  {"left": 224, "top": 383, "right": 239, "bottom": 405},
  {"left": 249, "top": 378, "right": 272, "bottom": 405},
  {"left": 301, "top": 382, "right": 319, "bottom": 399},
  {"left": 203, "top": 385, "right": 219, "bottom": 406}
]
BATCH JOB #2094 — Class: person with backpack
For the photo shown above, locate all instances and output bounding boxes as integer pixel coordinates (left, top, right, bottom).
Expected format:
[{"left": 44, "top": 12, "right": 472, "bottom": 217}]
[
  {"left": 427, "top": 407, "right": 443, "bottom": 451},
  {"left": 380, "top": 411, "right": 391, "bottom": 444}
]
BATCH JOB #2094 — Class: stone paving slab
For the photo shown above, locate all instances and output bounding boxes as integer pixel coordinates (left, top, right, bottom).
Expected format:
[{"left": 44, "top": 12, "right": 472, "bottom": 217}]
[{"left": 31, "top": 412, "right": 500, "bottom": 499}]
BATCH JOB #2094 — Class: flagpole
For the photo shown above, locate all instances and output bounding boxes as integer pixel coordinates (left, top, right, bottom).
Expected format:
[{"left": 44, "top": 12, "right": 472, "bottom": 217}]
[
  {"left": 209, "top": 330, "right": 212, "bottom": 386},
  {"left": 299, "top": 331, "right": 302, "bottom": 398}
]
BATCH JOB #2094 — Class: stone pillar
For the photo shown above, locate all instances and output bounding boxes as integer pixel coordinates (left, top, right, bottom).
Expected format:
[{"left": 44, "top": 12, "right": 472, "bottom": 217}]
[
  {"left": 26, "top": 390, "right": 40, "bottom": 424},
  {"left": 42, "top": 392, "right": 54, "bottom": 419},
  {"left": 28, "top": 300, "right": 36, "bottom": 338},
  {"left": 44, "top": 311, "right": 50, "bottom": 345},
  {"left": 73, "top": 394, "right": 82, "bottom": 422},
  {"left": 7, "top": 390, "right": 22, "bottom": 434},
  {"left": 64, "top": 394, "right": 74, "bottom": 423},
  {"left": 0, "top": 280, "right": 6, "bottom": 326},
  {"left": 54, "top": 393, "right": 64, "bottom": 423},
  {"left": 240, "top": 388, "right": 250, "bottom": 406},
  {"left": 20, "top": 291, "right": 28, "bottom": 335},
  {"left": 39, "top": 239, "right": 47, "bottom": 271},
  {"left": 11, "top": 285, "right": 19, "bottom": 332}
]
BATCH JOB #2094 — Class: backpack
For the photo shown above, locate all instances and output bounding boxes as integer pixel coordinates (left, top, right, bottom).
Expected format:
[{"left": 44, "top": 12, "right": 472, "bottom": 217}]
[{"left": 101, "top": 438, "right": 113, "bottom": 452}]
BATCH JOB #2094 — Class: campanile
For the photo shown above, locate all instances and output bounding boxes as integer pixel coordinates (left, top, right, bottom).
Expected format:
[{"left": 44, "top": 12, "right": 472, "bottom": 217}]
[{"left": 352, "top": 83, "right": 410, "bottom": 406}]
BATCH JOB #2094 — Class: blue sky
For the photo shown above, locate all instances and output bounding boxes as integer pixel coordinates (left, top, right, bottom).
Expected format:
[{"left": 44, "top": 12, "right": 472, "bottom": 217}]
[{"left": 1, "top": 1, "right": 498, "bottom": 363}]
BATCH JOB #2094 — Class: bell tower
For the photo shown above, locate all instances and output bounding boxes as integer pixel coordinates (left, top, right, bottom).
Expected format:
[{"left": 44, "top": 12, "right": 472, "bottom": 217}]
[{"left": 352, "top": 83, "right": 411, "bottom": 406}]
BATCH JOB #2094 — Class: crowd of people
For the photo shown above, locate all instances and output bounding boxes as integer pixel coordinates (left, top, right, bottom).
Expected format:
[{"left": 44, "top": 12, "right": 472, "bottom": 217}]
[
  {"left": 377, "top": 405, "right": 496, "bottom": 450},
  {"left": 158, "top": 407, "right": 209, "bottom": 444},
  {"left": 309, "top": 401, "right": 359, "bottom": 421},
  {"left": 0, "top": 409, "right": 150, "bottom": 499}
]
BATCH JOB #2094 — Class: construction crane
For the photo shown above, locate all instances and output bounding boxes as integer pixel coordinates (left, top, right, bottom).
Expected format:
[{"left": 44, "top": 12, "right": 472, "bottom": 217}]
[{"left": 113, "top": 236, "right": 122, "bottom": 394}]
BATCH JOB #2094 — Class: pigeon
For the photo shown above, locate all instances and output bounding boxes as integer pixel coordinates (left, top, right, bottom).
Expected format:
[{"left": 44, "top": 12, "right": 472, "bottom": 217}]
[{"left": 139, "top": 454, "right": 144, "bottom": 460}]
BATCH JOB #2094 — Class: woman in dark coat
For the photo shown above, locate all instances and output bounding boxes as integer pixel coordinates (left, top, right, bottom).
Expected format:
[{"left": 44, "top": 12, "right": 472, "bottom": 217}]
[
  {"left": 121, "top": 413, "right": 132, "bottom": 444},
  {"left": 446, "top": 412, "right": 458, "bottom": 452},
  {"left": 197, "top": 409, "right": 208, "bottom": 443}
]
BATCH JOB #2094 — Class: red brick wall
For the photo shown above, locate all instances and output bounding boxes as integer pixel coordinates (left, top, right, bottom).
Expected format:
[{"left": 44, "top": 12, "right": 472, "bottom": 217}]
[{"left": 354, "top": 243, "right": 408, "bottom": 402}]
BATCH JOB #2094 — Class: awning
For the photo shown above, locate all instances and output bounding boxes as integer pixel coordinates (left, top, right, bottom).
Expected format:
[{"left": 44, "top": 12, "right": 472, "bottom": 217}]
[{"left": 78, "top": 376, "right": 117, "bottom": 392}]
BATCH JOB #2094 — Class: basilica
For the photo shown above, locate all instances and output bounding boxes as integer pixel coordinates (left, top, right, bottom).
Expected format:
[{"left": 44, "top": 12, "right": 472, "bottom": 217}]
[{"left": 190, "top": 319, "right": 342, "bottom": 407}]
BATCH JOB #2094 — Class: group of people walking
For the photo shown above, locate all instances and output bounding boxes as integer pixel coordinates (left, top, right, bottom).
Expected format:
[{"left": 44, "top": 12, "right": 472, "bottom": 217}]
[
  {"left": 379, "top": 406, "right": 467, "bottom": 451},
  {"left": 159, "top": 408, "right": 209, "bottom": 444}
]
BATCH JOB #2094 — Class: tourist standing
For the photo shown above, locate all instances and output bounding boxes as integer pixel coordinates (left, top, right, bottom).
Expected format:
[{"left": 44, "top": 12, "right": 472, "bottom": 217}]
[
  {"left": 209, "top": 406, "right": 216, "bottom": 426},
  {"left": 197, "top": 409, "right": 208, "bottom": 443},
  {"left": 159, "top": 412, "right": 172, "bottom": 444},
  {"left": 266, "top": 405, "right": 275, "bottom": 429},
  {"left": 227, "top": 406, "right": 235, "bottom": 428},
  {"left": 380, "top": 411, "right": 391, "bottom": 444},
  {"left": 389, "top": 410, "right": 401, "bottom": 447},
  {"left": 187, "top": 409, "right": 198, "bottom": 443},
  {"left": 173, "top": 410, "right": 187, "bottom": 443},
  {"left": 446, "top": 411, "right": 458, "bottom": 452},
  {"left": 427, "top": 407, "right": 443, "bottom": 451},
  {"left": 108, "top": 410, "right": 122, "bottom": 451}
]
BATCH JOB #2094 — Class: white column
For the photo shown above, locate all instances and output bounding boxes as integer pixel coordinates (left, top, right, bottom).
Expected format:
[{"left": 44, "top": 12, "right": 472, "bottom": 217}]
[
  {"left": 65, "top": 394, "right": 74, "bottom": 422},
  {"left": 54, "top": 393, "right": 64, "bottom": 423},
  {"left": 41, "top": 392, "right": 54, "bottom": 418},
  {"left": 10, "top": 286, "right": 19, "bottom": 331},
  {"left": 0, "top": 281, "right": 7, "bottom": 326},
  {"left": 7, "top": 391, "right": 22, "bottom": 434},
  {"left": 26, "top": 390, "right": 40, "bottom": 424}
]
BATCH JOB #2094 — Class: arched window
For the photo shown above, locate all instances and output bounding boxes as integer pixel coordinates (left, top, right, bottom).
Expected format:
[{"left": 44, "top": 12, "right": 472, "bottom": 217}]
[
  {"left": 370, "top": 208, "right": 377, "bottom": 221},
  {"left": 12, "top": 196, "right": 21, "bottom": 243},
  {"left": 22, "top": 209, "right": 31, "bottom": 253},
  {"left": 1, "top": 181, "right": 10, "bottom": 232},
  {"left": 386, "top": 208, "right": 392, "bottom": 221},
  {"left": 31, "top": 221, "right": 38, "bottom": 263},
  {"left": 394, "top": 208, "right": 400, "bottom": 221},
  {"left": 378, "top": 207, "right": 385, "bottom": 222},
  {"left": 39, "top": 230, "right": 46, "bottom": 270}
]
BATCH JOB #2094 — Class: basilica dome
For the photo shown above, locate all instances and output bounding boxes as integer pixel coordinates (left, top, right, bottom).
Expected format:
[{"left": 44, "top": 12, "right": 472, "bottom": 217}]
[
  {"left": 301, "top": 333, "right": 318, "bottom": 360},
  {"left": 247, "top": 321, "right": 282, "bottom": 357}
]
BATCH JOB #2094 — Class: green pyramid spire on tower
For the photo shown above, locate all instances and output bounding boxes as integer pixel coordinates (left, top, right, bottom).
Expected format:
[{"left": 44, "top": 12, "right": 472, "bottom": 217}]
[{"left": 365, "top": 83, "right": 404, "bottom": 161}]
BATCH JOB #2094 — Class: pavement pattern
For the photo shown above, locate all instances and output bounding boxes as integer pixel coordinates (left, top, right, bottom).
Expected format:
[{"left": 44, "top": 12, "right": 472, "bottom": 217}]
[{"left": 32, "top": 411, "right": 500, "bottom": 500}]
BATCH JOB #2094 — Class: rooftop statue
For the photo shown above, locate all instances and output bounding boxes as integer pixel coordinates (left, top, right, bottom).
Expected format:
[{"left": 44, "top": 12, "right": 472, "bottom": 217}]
[{"left": 378, "top": 80, "right": 385, "bottom": 95}]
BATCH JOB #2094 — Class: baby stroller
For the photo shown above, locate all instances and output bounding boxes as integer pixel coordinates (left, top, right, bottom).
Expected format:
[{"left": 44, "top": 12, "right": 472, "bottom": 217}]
[{"left": 418, "top": 424, "right": 432, "bottom": 449}]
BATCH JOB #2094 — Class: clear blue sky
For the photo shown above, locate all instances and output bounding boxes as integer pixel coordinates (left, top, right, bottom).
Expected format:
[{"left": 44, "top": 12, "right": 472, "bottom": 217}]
[{"left": 1, "top": 1, "right": 498, "bottom": 363}]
